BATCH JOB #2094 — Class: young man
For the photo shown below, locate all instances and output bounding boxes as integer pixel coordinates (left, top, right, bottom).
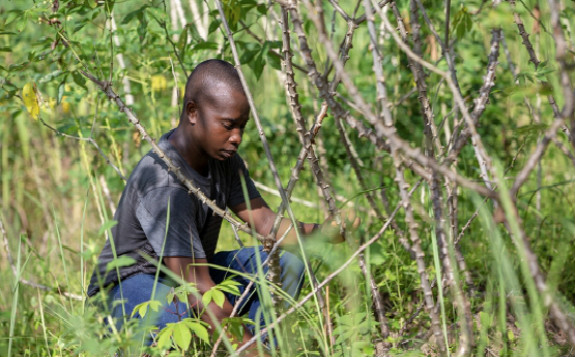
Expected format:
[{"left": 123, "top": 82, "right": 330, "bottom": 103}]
[{"left": 87, "top": 59, "right": 324, "bottom": 351}]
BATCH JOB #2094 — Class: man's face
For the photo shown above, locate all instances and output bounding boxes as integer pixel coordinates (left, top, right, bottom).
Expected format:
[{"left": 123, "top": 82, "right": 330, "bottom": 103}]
[{"left": 192, "top": 86, "right": 250, "bottom": 161}]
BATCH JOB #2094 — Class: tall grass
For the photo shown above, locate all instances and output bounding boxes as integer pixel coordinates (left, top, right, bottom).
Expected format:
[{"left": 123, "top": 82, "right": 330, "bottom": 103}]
[{"left": 2, "top": 1, "right": 575, "bottom": 356}]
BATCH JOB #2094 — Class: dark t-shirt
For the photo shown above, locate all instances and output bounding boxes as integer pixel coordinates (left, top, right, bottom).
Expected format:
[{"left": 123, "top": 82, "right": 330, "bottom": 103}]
[{"left": 87, "top": 130, "right": 260, "bottom": 297}]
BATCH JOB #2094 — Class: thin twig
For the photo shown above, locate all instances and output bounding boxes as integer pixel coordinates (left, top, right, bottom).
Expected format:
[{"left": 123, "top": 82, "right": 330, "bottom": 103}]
[
  {"left": 510, "top": 0, "right": 541, "bottom": 68},
  {"left": 39, "top": 117, "right": 127, "bottom": 181}
]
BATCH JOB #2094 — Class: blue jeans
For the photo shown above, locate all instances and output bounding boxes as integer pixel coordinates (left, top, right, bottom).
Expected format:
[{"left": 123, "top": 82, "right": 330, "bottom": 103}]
[{"left": 107, "top": 247, "right": 304, "bottom": 341}]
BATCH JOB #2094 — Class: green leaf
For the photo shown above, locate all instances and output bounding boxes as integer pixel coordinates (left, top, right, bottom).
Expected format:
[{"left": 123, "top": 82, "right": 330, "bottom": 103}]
[
  {"left": 22, "top": 82, "right": 40, "bottom": 120},
  {"left": 57, "top": 81, "right": 65, "bottom": 105},
  {"left": 122, "top": 5, "right": 149, "bottom": 24},
  {"left": 183, "top": 319, "right": 210, "bottom": 344},
  {"left": 452, "top": 6, "right": 472, "bottom": 40},
  {"left": 216, "top": 279, "right": 241, "bottom": 296},
  {"left": 192, "top": 42, "right": 218, "bottom": 51},
  {"left": 208, "top": 19, "right": 221, "bottom": 34},
  {"left": 73, "top": 22, "right": 87, "bottom": 33},
  {"left": 4, "top": 10, "right": 23, "bottom": 27},
  {"left": 8, "top": 63, "right": 28, "bottom": 72},
  {"left": 177, "top": 27, "right": 189, "bottom": 59},
  {"left": 187, "top": 23, "right": 203, "bottom": 42},
  {"left": 251, "top": 51, "right": 266, "bottom": 80},
  {"left": 256, "top": 4, "right": 268, "bottom": 15},
  {"left": 0, "top": 47, "right": 11, "bottom": 52},
  {"left": 173, "top": 322, "right": 192, "bottom": 350},
  {"left": 157, "top": 325, "right": 174, "bottom": 349},
  {"left": 201, "top": 289, "right": 213, "bottom": 307},
  {"left": 84, "top": 0, "right": 98, "bottom": 9},
  {"left": 223, "top": 0, "right": 241, "bottom": 31},
  {"left": 105, "top": 255, "right": 136, "bottom": 272},
  {"left": 38, "top": 70, "right": 64, "bottom": 83},
  {"left": 98, "top": 219, "right": 117, "bottom": 236},
  {"left": 72, "top": 72, "right": 87, "bottom": 90},
  {"left": 212, "top": 289, "right": 225, "bottom": 308},
  {"left": 131, "top": 299, "right": 162, "bottom": 318},
  {"left": 515, "top": 123, "right": 547, "bottom": 135},
  {"left": 105, "top": 0, "right": 115, "bottom": 12}
]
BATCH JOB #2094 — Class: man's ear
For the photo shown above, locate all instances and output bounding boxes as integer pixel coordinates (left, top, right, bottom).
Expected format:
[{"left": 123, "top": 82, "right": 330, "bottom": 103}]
[{"left": 186, "top": 101, "right": 198, "bottom": 125}]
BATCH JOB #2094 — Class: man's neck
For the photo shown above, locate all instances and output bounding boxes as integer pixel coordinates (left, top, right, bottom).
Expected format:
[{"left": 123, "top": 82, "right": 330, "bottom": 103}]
[{"left": 168, "top": 127, "right": 209, "bottom": 176}]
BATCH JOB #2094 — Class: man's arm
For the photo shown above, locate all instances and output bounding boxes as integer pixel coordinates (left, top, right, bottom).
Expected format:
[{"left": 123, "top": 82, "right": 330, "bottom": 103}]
[{"left": 231, "top": 197, "right": 318, "bottom": 245}]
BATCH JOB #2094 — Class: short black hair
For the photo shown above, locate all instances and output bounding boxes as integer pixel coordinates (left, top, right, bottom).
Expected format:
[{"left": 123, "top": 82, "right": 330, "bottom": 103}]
[{"left": 182, "top": 59, "right": 245, "bottom": 114}]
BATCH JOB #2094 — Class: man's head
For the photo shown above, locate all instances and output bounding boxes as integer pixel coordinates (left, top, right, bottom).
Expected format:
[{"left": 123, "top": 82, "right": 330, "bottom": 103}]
[
  {"left": 179, "top": 59, "right": 250, "bottom": 161},
  {"left": 181, "top": 59, "right": 246, "bottom": 115}
]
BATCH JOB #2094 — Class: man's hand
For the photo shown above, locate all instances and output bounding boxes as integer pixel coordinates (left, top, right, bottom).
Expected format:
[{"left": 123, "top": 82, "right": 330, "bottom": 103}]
[{"left": 320, "top": 208, "right": 361, "bottom": 243}]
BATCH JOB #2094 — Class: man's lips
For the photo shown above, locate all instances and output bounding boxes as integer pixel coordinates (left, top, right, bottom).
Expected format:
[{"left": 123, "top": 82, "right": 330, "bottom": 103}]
[{"left": 221, "top": 149, "right": 236, "bottom": 158}]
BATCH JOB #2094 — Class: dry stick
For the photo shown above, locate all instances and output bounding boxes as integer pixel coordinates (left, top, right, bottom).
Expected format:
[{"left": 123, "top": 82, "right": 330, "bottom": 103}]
[
  {"left": 278, "top": 8, "right": 338, "bottom": 226},
  {"left": 0, "top": 216, "right": 83, "bottom": 300},
  {"left": 553, "top": 137, "right": 575, "bottom": 168},
  {"left": 510, "top": 0, "right": 541, "bottom": 68},
  {"left": 509, "top": 0, "right": 562, "bottom": 121},
  {"left": 284, "top": 1, "right": 388, "bottom": 151},
  {"left": 444, "top": 28, "right": 502, "bottom": 169},
  {"left": 407, "top": 2, "right": 472, "bottom": 355},
  {"left": 446, "top": 180, "right": 475, "bottom": 291},
  {"left": 312, "top": 3, "right": 414, "bottom": 346},
  {"left": 278, "top": 6, "right": 336, "bottom": 349},
  {"left": 510, "top": 116, "right": 568, "bottom": 198},
  {"left": 207, "top": 230, "right": 296, "bottom": 357},
  {"left": 547, "top": 0, "right": 575, "bottom": 145},
  {"left": 363, "top": 0, "right": 447, "bottom": 353},
  {"left": 357, "top": 250, "right": 390, "bottom": 343},
  {"left": 280, "top": 104, "right": 330, "bottom": 208},
  {"left": 398, "top": 1, "right": 443, "bottom": 157},
  {"left": 412, "top": 0, "right": 459, "bottom": 156},
  {"left": 236, "top": 182, "right": 420, "bottom": 355},
  {"left": 411, "top": 0, "right": 462, "bottom": 103},
  {"left": 238, "top": 19, "right": 308, "bottom": 75}
]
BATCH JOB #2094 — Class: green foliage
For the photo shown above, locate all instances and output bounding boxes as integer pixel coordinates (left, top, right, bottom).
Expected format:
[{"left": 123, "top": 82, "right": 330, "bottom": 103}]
[{"left": 1, "top": 0, "right": 575, "bottom": 356}]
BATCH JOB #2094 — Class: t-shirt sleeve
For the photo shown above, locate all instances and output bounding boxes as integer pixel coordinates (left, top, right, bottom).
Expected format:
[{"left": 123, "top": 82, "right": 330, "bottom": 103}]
[
  {"left": 136, "top": 187, "right": 206, "bottom": 259},
  {"left": 227, "top": 155, "right": 261, "bottom": 208}
]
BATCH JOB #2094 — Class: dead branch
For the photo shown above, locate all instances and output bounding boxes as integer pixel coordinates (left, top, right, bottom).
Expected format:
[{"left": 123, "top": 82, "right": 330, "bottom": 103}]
[{"left": 510, "top": 0, "right": 541, "bottom": 67}]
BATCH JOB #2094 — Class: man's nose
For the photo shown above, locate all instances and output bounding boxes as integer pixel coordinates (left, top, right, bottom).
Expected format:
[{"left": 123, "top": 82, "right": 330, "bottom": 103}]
[{"left": 229, "top": 128, "right": 242, "bottom": 146}]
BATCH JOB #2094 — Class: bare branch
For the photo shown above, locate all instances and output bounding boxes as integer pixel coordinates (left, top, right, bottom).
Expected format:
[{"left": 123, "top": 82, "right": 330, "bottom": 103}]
[
  {"left": 510, "top": 116, "right": 566, "bottom": 197},
  {"left": 510, "top": 0, "right": 541, "bottom": 67}
]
